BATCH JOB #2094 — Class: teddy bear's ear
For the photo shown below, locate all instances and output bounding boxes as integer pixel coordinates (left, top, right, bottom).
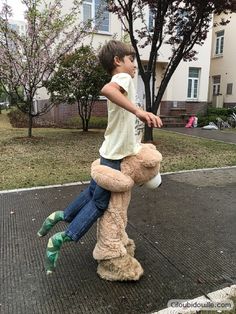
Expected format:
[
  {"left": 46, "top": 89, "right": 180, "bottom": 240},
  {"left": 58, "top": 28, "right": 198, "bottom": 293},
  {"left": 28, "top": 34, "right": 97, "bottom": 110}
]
[
  {"left": 91, "top": 161, "right": 134, "bottom": 192},
  {"left": 139, "top": 149, "right": 162, "bottom": 168},
  {"left": 141, "top": 143, "right": 156, "bottom": 150}
]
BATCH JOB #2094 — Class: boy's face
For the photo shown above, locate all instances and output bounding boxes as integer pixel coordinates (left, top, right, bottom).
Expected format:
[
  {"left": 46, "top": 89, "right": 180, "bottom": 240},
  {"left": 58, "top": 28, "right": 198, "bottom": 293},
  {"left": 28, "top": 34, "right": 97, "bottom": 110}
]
[{"left": 114, "top": 55, "right": 137, "bottom": 78}]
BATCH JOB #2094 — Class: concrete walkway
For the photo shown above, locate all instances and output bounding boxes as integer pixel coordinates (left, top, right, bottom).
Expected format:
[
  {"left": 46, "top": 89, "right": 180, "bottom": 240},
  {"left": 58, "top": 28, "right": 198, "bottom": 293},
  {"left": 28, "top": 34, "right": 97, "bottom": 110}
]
[
  {"left": 161, "top": 127, "right": 236, "bottom": 145},
  {"left": 1, "top": 167, "right": 236, "bottom": 314}
]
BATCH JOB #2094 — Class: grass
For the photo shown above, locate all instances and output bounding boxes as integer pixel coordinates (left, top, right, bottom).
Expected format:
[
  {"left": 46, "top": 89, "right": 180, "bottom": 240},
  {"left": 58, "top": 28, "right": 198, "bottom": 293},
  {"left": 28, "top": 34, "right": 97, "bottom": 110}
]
[
  {"left": 1, "top": 109, "right": 236, "bottom": 190},
  {"left": 154, "top": 129, "right": 236, "bottom": 173},
  {"left": 222, "top": 128, "right": 236, "bottom": 133}
]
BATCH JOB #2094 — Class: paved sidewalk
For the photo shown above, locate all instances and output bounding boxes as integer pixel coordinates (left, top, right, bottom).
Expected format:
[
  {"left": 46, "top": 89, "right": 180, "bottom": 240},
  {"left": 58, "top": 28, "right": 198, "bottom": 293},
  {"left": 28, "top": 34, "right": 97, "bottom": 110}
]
[
  {"left": 0, "top": 168, "right": 236, "bottom": 314},
  {"left": 161, "top": 127, "right": 236, "bottom": 144}
]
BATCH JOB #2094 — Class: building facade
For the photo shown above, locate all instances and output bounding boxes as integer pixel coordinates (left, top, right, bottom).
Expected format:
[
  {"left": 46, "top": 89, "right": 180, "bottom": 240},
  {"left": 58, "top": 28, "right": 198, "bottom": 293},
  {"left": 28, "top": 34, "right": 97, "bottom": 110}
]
[
  {"left": 9, "top": 19, "right": 27, "bottom": 36},
  {"left": 208, "top": 13, "right": 236, "bottom": 108},
  {"left": 37, "top": 2, "right": 214, "bottom": 126},
  {"left": 136, "top": 7, "right": 212, "bottom": 122}
]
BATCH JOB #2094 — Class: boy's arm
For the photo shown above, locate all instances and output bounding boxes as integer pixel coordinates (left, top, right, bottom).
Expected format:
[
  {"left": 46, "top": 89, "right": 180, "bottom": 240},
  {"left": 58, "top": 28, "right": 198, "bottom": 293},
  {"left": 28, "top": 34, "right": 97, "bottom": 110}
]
[{"left": 101, "top": 82, "right": 163, "bottom": 128}]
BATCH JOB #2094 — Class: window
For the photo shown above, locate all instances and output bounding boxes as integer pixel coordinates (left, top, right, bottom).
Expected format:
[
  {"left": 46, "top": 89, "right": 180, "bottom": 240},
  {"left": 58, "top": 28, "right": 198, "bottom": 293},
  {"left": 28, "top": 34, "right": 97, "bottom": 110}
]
[
  {"left": 176, "top": 10, "right": 190, "bottom": 38},
  {"left": 187, "top": 68, "right": 200, "bottom": 100},
  {"left": 212, "top": 75, "right": 221, "bottom": 95},
  {"left": 83, "top": 0, "right": 92, "bottom": 21},
  {"left": 10, "top": 23, "right": 19, "bottom": 33},
  {"left": 83, "top": 0, "right": 110, "bottom": 33},
  {"left": 215, "top": 30, "right": 224, "bottom": 55},
  {"left": 226, "top": 83, "right": 233, "bottom": 95},
  {"left": 148, "top": 9, "right": 155, "bottom": 32}
]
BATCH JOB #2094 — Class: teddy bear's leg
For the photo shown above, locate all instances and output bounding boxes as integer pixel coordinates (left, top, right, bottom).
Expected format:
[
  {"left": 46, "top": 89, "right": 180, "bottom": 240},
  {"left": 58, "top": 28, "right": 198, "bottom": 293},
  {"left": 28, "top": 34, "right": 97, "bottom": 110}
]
[
  {"left": 93, "top": 211, "right": 127, "bottom": 260},
  {"left": 118, "top": 203, "right": 136, "bottom": 257},
  {"left": 125, "top": 238, "right": 136, "bottom": 257},
  {"left": 45, "top": 231, "right": 72, "bottom": 275},
  {"left": 97, "top": 254, "right": 144, "bottom": 281},
  {"left": 93, "top": 193, "right": 131, "bottom": 261},
  {"left": 121, "top": 214, "right": 136, "bottom": 257},
  {"left": 94, "top": 192, "right": 143, "bottom": 281}
]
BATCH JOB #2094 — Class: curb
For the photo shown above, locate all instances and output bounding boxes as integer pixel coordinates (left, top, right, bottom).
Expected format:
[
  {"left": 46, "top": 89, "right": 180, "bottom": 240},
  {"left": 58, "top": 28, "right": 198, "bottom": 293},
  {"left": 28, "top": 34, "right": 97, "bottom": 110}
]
[
  {"left": 1, "top": 166, "right": 236, "bottom": 194},
  {"left": 154, "top": 285, "right": 236, "bottom": 314}
]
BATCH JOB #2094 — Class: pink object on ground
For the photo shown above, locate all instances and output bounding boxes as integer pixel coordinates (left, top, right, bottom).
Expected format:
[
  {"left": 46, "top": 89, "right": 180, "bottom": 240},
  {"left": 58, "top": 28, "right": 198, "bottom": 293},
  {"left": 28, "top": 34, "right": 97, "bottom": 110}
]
[{"left": 185, "top": 116, "right": 195, "bottom": 128}]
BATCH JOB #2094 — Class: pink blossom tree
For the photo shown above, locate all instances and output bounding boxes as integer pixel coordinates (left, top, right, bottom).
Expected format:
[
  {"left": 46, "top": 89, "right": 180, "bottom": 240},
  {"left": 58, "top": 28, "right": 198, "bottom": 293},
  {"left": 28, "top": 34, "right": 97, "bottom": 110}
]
[
  {"left": 108, "top": 0, "right": 236, "bottom": 141},
  {"left": 0, "top": 0, "right": 92, "bottom": 137},
  {"left": 45, "top": 45, "right": 110, "bottom": 131}
]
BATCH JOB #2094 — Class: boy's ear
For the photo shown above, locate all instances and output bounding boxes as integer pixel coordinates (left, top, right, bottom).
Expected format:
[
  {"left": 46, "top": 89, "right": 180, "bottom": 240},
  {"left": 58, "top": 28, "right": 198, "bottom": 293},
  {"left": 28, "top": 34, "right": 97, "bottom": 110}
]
[{"left": 113, "top": 56, "right": 122, "bottom": 67}]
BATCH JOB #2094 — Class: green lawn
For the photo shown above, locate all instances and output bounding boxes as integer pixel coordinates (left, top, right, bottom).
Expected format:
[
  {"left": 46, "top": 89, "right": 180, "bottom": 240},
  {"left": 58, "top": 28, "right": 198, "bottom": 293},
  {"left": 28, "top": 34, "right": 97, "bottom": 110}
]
[
  {"left": 222, "top": 128, "right": 236, "bottom": 133},
  {"left": 1, "top": 110, "right": 236, "bottom": 190}
]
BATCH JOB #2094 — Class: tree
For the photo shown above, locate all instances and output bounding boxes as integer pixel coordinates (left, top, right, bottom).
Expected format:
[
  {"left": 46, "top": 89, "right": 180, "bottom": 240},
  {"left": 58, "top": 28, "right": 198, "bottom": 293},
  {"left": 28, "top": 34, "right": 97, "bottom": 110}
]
[
  {"left": 0, "top": 0, "right": 92, "bottom": 137},
  {"left": 45, "top": 45, "right": 110, "bottom": 131},
  {"left": 108, "top": 0, "right": 236, "bottom": 141}
]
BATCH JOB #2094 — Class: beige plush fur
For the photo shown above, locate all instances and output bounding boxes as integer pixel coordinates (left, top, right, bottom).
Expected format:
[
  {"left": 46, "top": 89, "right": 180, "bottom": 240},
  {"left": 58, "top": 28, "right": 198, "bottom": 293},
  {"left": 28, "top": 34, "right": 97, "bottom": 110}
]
[{"left": 91, "top": 144, "right": 162, "bottom": 281}]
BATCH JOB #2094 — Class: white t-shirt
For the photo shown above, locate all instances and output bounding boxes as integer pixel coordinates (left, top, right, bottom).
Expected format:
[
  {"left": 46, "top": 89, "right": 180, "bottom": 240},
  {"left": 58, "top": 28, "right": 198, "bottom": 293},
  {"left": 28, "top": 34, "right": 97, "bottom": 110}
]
[{"left": 99, "top": 73, "right": 144, "bottom": 160}]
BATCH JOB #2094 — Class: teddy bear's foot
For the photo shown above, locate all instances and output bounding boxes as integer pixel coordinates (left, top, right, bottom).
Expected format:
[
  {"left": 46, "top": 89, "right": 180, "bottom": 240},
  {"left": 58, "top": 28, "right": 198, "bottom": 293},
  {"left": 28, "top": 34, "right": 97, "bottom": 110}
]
[
  {"left": 97, "top": 254, "right": 144, "bottom": 281},
  {"left": 125, "top": 239, "right": 136, "bottom": 257}
]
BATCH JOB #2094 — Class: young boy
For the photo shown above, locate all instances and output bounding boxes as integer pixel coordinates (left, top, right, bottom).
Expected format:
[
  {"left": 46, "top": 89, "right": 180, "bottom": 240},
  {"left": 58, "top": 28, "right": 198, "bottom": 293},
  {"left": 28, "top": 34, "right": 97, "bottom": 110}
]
[{"left": 37, "top": 40, "right": 163, "bottom": 274}]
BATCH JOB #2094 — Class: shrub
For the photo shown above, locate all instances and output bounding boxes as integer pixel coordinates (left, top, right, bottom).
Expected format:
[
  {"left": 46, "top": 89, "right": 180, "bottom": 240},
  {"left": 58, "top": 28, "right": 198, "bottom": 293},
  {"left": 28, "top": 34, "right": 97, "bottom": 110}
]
[
  {"left": 65, "top": 115, "right": 107, "bottom": 129},
  {"left": 207, "top": 107, "right": 228, "bottom": 116},
  {"left": 8, "top": 108, "right": 28, "bottom": 127},
  {"left": 89, "top": 116, "right": 108, "bottom": 129},
  {"left": 197, "top": 107, "right": 235, "bottom": 127},
  {"left": 197, "top": 115, "right": 209, "bottom": 127}
]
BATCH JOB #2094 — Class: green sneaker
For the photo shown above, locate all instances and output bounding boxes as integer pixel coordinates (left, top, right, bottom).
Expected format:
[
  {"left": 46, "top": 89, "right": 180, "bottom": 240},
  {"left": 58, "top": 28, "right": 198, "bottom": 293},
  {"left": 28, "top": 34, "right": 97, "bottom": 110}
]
[
  {"left": 45, "top": 231, "right": 72, "bottom": 275},
  {"left": 37, "top": 211, "right": 64, "bottom": 237}
]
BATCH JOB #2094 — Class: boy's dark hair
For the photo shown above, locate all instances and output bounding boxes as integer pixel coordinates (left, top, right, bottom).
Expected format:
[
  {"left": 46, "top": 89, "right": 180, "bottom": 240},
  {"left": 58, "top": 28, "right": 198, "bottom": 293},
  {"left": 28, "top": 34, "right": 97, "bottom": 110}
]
[{"left": 98, "top": 40, "right": 136, "bottom": 75}]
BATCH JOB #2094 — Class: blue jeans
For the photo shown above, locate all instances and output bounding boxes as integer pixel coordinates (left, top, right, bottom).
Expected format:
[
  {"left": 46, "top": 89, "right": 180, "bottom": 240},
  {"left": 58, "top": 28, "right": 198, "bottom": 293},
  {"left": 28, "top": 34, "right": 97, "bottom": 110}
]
[{"left": 64, "top": 157, "right": 122, "bottom": 242}]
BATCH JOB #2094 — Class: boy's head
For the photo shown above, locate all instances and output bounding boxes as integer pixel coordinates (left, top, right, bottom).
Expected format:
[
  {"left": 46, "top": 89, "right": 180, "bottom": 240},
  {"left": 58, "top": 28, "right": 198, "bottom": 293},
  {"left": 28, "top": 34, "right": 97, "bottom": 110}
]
[{"left": 98, "top": 40, "right": 136, "bottom": 76}]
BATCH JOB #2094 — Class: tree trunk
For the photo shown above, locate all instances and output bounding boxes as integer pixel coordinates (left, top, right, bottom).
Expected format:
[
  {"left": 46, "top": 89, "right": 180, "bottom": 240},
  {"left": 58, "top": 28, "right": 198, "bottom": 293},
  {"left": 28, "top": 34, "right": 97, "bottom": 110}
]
[
  {"left": 82, "top": 117, "right": 85, "bottom": 131},
  {"left": 85, "top": 119, "right": 89, "bottom": 132},
  {"left": 28, "top": 113, "right": 33, "bottom": 137},
  {"left": 82, "top": 117, "right": 89, "bottom": 131},
  {"left": 143, "top": 124, "right": 153, "bottom": 142},
  {"left": 144, "top": 79, "right": 154, "bottom": 142}
]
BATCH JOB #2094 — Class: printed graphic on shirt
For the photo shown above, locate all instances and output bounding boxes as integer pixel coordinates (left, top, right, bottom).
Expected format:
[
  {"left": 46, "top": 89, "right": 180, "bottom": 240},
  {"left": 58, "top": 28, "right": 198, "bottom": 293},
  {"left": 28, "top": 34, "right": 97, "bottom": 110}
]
[{"left": 135, "top": 94, "right": 145, "bottom": 143}]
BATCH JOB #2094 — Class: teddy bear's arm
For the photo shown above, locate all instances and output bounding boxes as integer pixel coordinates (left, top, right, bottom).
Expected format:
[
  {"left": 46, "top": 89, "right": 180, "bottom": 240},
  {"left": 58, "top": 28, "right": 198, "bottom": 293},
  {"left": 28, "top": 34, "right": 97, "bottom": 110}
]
[{"left": 91, "top": 162, "right": 134, "bottom": 192}]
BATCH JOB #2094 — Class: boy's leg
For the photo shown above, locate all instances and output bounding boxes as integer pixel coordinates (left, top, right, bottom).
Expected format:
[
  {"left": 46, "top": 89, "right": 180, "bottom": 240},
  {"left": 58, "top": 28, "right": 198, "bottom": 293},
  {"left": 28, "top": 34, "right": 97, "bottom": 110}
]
[
  {"left": 63, "top": 179, "right": 96, "bottom": 222},
  {"left": 37, "top": 180, "right": 96, "bottom": 237},
  {"left": 44, "top": 158, "right": 122, "bottom": 273},
  {"left": 45, "top": 231, "right": 72, "bottom": 274},
  {"left": 37, "top": 211, "right": 64, "bottom": 237},
  {"left": 44, "top": 191, "right": 105, "bottom": 274},
  {"left": 64, "top": 158, "right": 122, "bottom": 242}
]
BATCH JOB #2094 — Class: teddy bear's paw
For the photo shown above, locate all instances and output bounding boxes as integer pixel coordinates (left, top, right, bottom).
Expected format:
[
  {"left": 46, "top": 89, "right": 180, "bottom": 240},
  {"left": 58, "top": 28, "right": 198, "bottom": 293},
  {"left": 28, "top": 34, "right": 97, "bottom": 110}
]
[
  {"left": 97, "top": 254, "right": 143, "bottom": 281},
  {"left": 125, "top": 239, "right": 136, "bottom": 257}
]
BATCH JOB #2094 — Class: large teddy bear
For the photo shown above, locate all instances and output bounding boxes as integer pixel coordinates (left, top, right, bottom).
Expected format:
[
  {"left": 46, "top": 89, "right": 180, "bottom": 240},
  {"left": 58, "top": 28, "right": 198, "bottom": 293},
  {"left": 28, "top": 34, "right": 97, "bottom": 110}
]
[
  {"left": 91, "top": 143, "right": 162, "bottom": 281},
  {"left": 38, "top": 143, "right": 162, "bottom": 279}
]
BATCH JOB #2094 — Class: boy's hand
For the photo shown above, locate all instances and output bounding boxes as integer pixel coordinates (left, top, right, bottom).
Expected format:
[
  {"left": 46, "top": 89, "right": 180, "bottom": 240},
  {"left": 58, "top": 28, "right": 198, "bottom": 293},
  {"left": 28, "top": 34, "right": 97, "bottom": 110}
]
[{"left": 135, "top": 109, "right": 163, "bottom": 128}]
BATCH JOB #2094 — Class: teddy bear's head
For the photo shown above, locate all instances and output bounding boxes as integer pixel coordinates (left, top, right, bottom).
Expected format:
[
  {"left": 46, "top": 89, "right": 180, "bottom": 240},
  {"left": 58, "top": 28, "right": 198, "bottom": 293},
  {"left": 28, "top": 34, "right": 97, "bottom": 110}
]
[
  {"left": 121, "top": 143, "right": 162, "bottom": 188},
  {"left": 91, "top": 144, "right": 162, "bottom": 193}
]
